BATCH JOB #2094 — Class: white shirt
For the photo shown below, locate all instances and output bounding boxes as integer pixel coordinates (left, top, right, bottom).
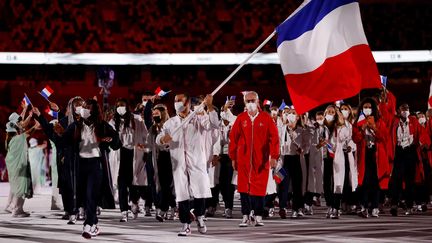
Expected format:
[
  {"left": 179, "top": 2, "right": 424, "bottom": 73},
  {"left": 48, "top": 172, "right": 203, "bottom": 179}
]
[
  {"left": 79, "top": 124, "right": 101, "bottom": 158},
  {"left": 397, "top": 119, "right": 414, "bottom": 148},
  {"left": 280, "top": 125, "right": 303, "bottom": 156}
]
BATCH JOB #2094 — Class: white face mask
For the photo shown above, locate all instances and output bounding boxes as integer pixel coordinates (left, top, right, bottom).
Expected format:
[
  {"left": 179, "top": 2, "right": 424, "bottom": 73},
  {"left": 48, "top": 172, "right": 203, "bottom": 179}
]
[
  {"left": 317, "top": 119, "right": 324, "bottom": 125},
  {"left": 287, "top": 114, "right": 297, "bottom": 123},
  {"left": 246, "top": 102, "right": 258, "bottom": 112},
  {"left": 75, "top": 106, "right": 82, "bottom": 115},
  {"left": 80, "top": 108, "right": 91, "bottom": 119},
  {"left": 401, "top": 110, "right": 410, "bottom": 118},
  {"left": 419, "top": 117, "right": 426, "bottom": 125},
  {"left": 341, "top": 110, "right": 350, "bottom": 119},
  {"left": 363, "top": 108, "right": 372, "bottom": 116},
  {"left": 271, "top": 110, "right": 278, "bottom": 117},
  {"left": 116, "top": 106, "right": 127, "bottom": 116},
  {"left": 142, "top": 101, "right": 148, "bottom": 107},
  {"left": 325, "top": 114, "right": 334, "bottom": 122},
  {"left": 282, "top": 113, "right": 289, "bottom": 121},
  {"left": 174, "top": 101, "right": 185, "bottom": 113}
]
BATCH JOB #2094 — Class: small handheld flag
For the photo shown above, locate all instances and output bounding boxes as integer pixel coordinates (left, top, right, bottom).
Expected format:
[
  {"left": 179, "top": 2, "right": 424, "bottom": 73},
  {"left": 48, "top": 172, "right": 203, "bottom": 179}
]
[
  {"left": 326, "top": 143, "right": 335, "bottom": 158},
  {"left": 263, "top": 99, "right": 272, "bottom": 106},
  {"left": 357, "top": 111, "right": 366, "bottom": 127},
  {"left": 278, "top": 100, "right": 286, "bottom": 111},
  {"left": 230, "top": 96, "right": 236, "bottom": 101},
  {"left": 39, "top": 85, "right": 54, "bottom": 100},
  {"left": 154, "top": 87, "right": 171, "bottom": 97},
  {"left": 335, "top": 100, "right": 344, "bottom": 108},
  {"left": 273, "top": 167, "right": 287, "bottom": 184},
  {"left": 380, "top": 75, "right": 387, "bottom": 88},
  {"left": 22, "top": 94, "right": 32, "bottom": 107},
  {"left": 45, "top": 106, "right": 58, "bottom": 119}
]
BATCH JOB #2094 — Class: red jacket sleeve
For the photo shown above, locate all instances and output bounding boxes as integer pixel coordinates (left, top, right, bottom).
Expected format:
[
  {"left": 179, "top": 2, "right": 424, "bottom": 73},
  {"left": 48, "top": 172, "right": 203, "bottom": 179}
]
[
  {"left": 267, "top": 115, "right": 280, "bottom": 160},
  {"left": 228, "top": 115, "right": 241, "bottom": 161}
]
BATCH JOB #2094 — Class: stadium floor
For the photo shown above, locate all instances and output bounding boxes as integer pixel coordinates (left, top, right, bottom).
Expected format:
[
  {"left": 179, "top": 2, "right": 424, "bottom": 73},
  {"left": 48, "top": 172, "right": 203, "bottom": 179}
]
[{"left": 1, "top": 183, "right": 432, "bottom": 243}]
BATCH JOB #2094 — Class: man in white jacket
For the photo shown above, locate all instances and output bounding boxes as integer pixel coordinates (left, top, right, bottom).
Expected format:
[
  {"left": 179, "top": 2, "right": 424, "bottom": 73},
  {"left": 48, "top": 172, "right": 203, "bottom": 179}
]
[{"left": 157, "top": 93, "right": 218, "bottom": 236}]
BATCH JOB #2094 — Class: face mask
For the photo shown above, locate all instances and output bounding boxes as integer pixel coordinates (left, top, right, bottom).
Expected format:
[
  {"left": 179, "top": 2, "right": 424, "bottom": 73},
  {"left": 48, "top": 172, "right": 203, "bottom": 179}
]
[
  {"left": 419, "top": 117, "right": 426, "bottom": 125},
  {"left": 363, "top": 108, "right": 372, "bottom": 116},
  {"left": 75, "top": 106, "right": 82, "bottom": 115},
  {"left": 246, "top": 103, "right": 258, "bottom": 112},
  {"left": 142, "top": 101, "right": 148, "bottom": 107},
  {"left": 271, "top": 110, "right": 278, "bottom": 117},
  {"left": 282, "top": 113, "right": 289, "bottom": 121},
  {"left": 116, "top": 106, "right": 127, "bottom": 116},
  {"left": 153, "top": 116, "right": 162, "bottom": 123},
  {"left": 325, "top": 114, "right": 334, "bottom": 122},
  {"left": 80, "top": 108, "right": 91, "bottom": 119},
  {"left": 287, "top": 114, "right": 297, "bottom": 123},
  {"left": 174, "top": 101, "right": 185, "bottom": 113},
  {"left": 401, "top": 110, "right": 410, "bottom": 118},
  {"left": 341, "top": 110, "right": 350, "bottom": 119},
  {"left": 317, "top": 119, "right": 324, "bottom": 125}
]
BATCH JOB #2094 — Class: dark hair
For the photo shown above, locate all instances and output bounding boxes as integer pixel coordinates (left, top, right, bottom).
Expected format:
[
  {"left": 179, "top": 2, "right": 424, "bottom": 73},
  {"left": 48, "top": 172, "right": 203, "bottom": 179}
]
[
  {"left": 356, "top": 97, "right": 380, "bottom": 122},
  {"left": 315, "top": 111, "right": 324, "bottom": 117},
  {"left": 142, "top": 91, "right": 153, "bottom": 97},
  {"left": 75, "top": 99, "right": 105, "bottom": 140},
  {"left": 114, "top": 98, "right": 134, "bottom": 131}
]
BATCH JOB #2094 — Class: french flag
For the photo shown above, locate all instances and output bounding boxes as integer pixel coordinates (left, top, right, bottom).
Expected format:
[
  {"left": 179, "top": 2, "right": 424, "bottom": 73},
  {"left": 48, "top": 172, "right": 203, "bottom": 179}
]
[
  {"left": 263, "top": 99, "right": 272, "bottom": 106},
  {"left": 276, "top": 0, "right": 381, "bottom": 114},
  {"left": 22, "top": 94, "right": 32, "bottom": 106},
  {"left": 45, "top": 106, "right": 58, "bottom": 118},
  {"left": 327, "top": 143, "right": 335, "bottom": 158},
  {"left": 380, "top": 75, "right": 388, "bottom": 88},
  {"left": 40, "top": 85, "right": 54, "bottom": 100},
  {"left": 154, "top": 87, "right": 170, "bottom": 97},
  {"left": 273, "top": 167, "right": 287, "bottom": 184},
  {"left": 357, "top": 111, "right": 367, "bottom": 127}
]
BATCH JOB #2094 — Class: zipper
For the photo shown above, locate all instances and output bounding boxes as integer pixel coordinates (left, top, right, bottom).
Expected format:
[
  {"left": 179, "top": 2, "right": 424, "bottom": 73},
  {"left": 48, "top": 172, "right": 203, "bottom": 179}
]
[{"left": 248, "top": 119, "right": 254, "bottom": 192}]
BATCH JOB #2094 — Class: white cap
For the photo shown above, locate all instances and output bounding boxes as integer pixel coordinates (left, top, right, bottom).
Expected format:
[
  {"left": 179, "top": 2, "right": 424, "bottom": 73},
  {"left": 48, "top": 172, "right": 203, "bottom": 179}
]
[
  {"left": 8, "top": 112, "right": 20, "bottom": 123},
  {"left": 29, "top": 138, "right": 38, "bottom": 148},
  {"left": 5, "top": 122, "right": 17, "bottom": 133}
]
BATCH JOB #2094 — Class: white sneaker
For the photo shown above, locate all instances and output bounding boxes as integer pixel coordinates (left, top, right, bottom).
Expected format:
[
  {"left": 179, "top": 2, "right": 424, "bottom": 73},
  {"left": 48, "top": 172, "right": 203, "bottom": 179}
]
[
  {"left": 78, "top": 207, "right": 85, "bottom": 220},
  {"left": 330, "top": 208, "right": 339, "bottom": 219},
  {"left": 82, "top": 224, "right": 92, "bottom": 239},
  {"left": 249, "top": 210, "right": 255, "bottom": 222},
  {"left": 90, "top": 224, "right": 100, "bottom": 237},
  {"left": 326, "top": 207, "right": 332, "bottom": 219},
  {"left": 268, "top": 208, "right": 275, "bottom": 218},
  {"left": 371, "top": 208, "right": 379, "bottom": 218},
  {"left": 239, "top": 215, "right": 250, "bottom": 227},
  {"left": 131, "top": 204, "right": 139, "bottom": 220},
  {"left": 291, "top": 211, "right": 299, "bottom": 219},
  {"left": 297, "top": 209, "right": 305, "bottom": 217},
  {"left": 304, "top": 205, "right": 314, "bottom": 215},
  {"left": 225, "top": 208, "right": 233, "bottom": 218},
  {"left": 197, "top": 216, "right": 207, "bottom": 234},
  {"left": 156, "top": 209, "right": 165, "bottom": 222},
  {"left": 168, "top": 207, "right": 177, "bottom": 220},
  {"left": 255, "top": 215, "right": 264, "bottom": 226},
  {"left": 67, "top": 215, "right": 77, "bottom": 225},
  {"left": 178, "top": 223, "right": 191, "bottom": 236},
  {"left": 120, "top": 211, "right": 128, "bottom": 222}
]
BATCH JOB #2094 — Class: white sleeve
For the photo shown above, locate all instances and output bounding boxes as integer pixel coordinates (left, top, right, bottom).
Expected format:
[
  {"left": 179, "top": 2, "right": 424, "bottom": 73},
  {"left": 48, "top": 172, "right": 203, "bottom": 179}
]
[
  {"left": 156, "top": 120, "right": 170, "bottom": 146},
  {"left": 212, "top": 128, "right": 221, "bottom": 155}
]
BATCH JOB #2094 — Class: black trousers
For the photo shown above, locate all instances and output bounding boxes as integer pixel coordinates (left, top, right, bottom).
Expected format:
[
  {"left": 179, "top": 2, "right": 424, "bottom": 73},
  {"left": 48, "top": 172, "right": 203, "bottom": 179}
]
[
  {"left": 144, "top": 152, "right": 155, "bottom": 208},
  {"left": 178, "top": 198, "right": 205, "bottom": 224},
  {"left": 323, "top": 157, "right": 334, "bottom": 208},
  {"left": 341, "top": 152, "right": 356, "bottom": 208},
  {"left": 156, "top": 151, "right": 176, "bottom": 212},
  {"left": 240, "top": 193, "right": 265, "bottom": 216},
  {"left": 360, "top": 146, "right": 379, "bottom": 209},
  {"left": 59, "top": 155, "right": 78, "bottom": 215},
  {"left": 279, "top": 155, "right": 303, "bottom": 211},
  {"left": 206, "top": 154, "right": 235, "bottom": 210},
  {"left": 390, "top": 145, "right": 417, "bottom": 208},
  {"left": 118, "top": 147, "right": 134, "bottom": 212},
  {"left": 79, "top": 157, "right": 103, "bottom": 226}
]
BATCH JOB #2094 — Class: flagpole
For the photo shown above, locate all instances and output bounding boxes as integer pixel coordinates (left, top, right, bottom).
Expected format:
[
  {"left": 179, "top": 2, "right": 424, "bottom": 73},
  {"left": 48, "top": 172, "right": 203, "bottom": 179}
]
[
  {"left": 211, "top": 30, "right": 276, "bottom": 96},
  {"left": 169, "top": 31, "right": 277, "bottom": 136}
]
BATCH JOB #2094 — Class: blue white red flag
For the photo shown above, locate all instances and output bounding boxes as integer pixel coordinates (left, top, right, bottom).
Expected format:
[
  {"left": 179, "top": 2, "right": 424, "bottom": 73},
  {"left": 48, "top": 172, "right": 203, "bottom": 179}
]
[
  {"left": 273, "top": 167, "right": 287, "bottom": 184},
  {"left": 276, "top": 0, "right": 380, "bottom": 114},
  {"left": 154, "top": 87, "right": 170, "bottom": 97},
  {"left": 22, "top": 94, "right": 32, "bottom": 106},
  {"left": 40, "top": 85, "right": 54, "bottom": 100},
  {"left": 45, "top": 106, "right": 58, "bottom": 118}
]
